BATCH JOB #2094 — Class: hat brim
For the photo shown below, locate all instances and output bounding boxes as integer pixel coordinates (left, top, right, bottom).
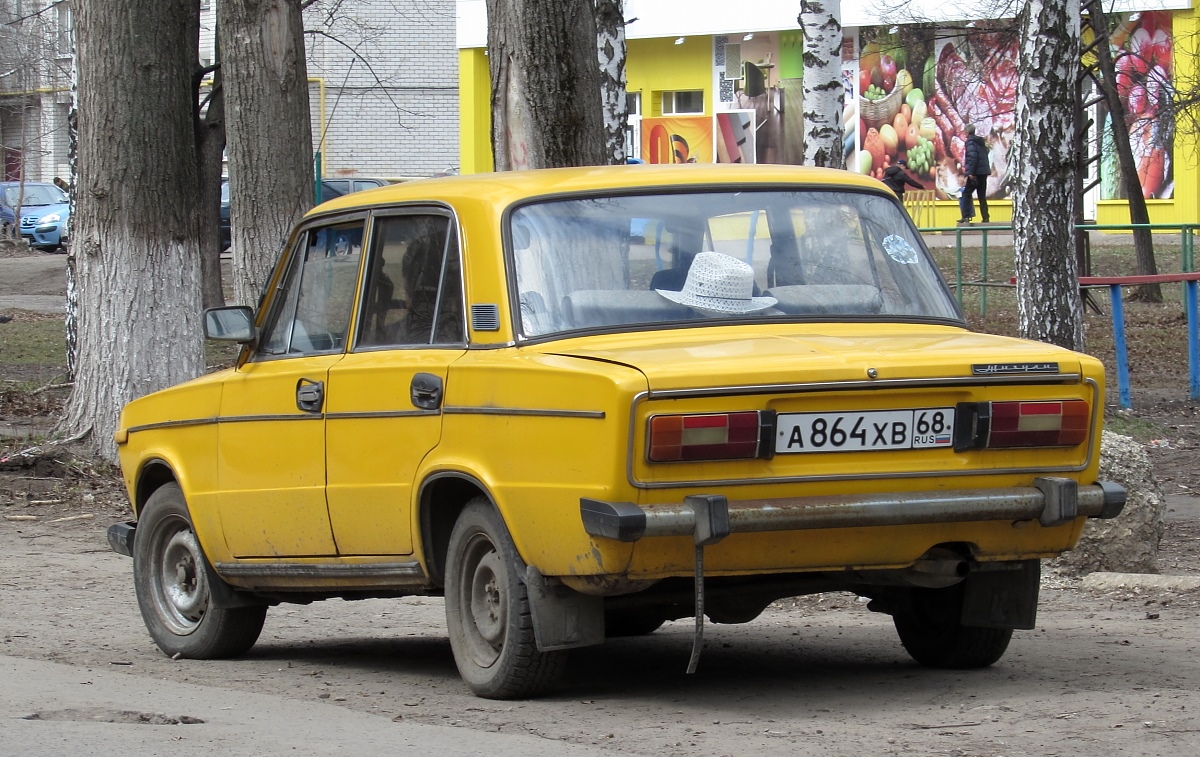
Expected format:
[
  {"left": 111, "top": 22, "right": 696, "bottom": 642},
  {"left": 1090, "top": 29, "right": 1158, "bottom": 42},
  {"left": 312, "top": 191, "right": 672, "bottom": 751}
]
[{"left": 656, "top": 288, "right": 777, "bottom": 314}]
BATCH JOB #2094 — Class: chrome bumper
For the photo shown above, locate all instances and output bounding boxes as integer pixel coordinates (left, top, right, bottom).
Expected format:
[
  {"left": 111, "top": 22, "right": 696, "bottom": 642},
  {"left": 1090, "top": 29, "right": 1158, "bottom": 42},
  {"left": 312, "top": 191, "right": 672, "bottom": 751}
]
[{"left": 581, "top": 477, "right": 1127, "bottom": 544}]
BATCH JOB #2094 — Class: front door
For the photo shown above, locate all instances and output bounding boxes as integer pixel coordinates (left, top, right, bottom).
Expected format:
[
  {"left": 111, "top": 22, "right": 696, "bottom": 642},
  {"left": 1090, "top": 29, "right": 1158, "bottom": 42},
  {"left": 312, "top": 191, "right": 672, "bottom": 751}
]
[{"left": 217, "top": 218, "right": 366, "bottom": 558}]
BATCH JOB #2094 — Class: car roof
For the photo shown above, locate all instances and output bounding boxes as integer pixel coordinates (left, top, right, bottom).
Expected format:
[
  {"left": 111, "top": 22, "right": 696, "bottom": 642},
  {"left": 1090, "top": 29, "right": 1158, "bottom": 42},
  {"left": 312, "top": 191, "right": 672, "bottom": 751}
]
[{"left": 306, "top": 164, "right": 885, "bottom": 218}]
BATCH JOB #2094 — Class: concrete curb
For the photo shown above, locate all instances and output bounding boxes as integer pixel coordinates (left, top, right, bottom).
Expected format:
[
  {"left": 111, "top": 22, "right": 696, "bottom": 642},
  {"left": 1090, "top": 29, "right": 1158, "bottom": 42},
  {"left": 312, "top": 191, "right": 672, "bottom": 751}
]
[{"left": 1080, "top": 572, "right": 1200, "bottom": 592}]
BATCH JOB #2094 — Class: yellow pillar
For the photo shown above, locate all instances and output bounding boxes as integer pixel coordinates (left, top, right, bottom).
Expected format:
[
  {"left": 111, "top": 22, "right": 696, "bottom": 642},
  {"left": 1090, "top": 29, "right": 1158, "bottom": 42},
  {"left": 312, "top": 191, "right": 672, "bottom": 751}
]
[{"left": 459, "top": 48, "right": 494, "bottom": 175}]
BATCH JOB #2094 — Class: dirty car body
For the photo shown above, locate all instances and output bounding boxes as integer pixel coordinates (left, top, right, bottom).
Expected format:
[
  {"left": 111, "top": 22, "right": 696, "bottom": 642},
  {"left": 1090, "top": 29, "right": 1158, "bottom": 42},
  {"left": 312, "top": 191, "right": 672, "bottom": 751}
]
[{"left": 110, "top": 164, "right": 1124, "bottom": 699}]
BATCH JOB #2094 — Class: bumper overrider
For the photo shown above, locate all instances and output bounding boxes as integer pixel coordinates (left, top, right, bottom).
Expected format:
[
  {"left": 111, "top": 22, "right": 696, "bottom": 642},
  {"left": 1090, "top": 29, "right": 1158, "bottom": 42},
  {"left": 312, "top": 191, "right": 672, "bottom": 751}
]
[{"left": 581, "top": 477, "right": 1127, "bottom": 545}]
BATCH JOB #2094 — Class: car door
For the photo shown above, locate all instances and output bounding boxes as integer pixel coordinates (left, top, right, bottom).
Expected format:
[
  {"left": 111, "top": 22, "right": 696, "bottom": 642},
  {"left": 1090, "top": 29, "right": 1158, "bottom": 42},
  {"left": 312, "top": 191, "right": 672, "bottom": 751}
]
[
  {"left": 324, "top": 210, "right": 467, "bottom": 555},
  {"left": 217, "top": 217, "right": 366, "bottom": 558}
]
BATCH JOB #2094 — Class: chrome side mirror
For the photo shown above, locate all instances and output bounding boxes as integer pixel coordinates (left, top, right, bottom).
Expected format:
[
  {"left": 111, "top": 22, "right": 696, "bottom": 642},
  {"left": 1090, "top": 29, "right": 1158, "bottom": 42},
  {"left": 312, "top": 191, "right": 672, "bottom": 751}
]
[{"left": 203, "top": 306, "right": 256, "bottom": 343}]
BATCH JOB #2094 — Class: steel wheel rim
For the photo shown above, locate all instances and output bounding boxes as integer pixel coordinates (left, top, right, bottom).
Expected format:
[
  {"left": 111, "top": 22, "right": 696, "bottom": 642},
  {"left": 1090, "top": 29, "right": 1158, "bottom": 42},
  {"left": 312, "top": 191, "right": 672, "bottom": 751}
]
[
  {"left": 457, "top": 532, "right": 506, "bottom": 668},
  {"left": 149, "top": 517, "right": 209, "bottom": 636}
]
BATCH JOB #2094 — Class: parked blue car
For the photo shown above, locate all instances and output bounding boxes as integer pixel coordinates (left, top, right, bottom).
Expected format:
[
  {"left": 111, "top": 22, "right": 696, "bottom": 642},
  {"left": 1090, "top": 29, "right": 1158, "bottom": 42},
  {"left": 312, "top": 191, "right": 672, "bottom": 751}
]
[{"left": 0, "top": 182, "right": 70, "bottom": 251}]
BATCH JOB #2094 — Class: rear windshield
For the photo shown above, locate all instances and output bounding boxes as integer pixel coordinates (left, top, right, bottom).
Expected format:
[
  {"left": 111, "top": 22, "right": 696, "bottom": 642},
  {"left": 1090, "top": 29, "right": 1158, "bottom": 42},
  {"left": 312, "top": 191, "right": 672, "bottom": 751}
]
[{"left": 509, "top": 189, "right": 961, "bottom": 338}]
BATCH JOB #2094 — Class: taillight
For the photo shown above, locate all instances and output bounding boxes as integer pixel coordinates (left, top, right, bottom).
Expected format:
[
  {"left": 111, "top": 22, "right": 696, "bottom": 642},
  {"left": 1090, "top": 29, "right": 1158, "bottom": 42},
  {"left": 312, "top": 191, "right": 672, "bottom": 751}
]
[
  {"left": 648, "top": 411, "right": 773, "bottom": 462},
  {"left": 955, "top": 400, "right": 1090, "bottom": 449}
]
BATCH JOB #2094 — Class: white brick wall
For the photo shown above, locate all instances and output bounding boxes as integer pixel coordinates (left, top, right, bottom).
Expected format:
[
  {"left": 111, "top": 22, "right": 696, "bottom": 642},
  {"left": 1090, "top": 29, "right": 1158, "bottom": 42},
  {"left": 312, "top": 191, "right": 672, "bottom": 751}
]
[
  {"left": 5, "top": 1, "right": 460, "bottom": 183},
  {"left": 305, "top": 0, "right": 460, "bottom": 178}
]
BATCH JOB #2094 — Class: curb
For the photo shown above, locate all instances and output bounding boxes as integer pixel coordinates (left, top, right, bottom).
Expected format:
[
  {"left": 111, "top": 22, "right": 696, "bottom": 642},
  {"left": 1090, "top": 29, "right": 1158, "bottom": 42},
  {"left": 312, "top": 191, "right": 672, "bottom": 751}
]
[{"left": 1081, "top": 572, "right": 1200, "bottom": 592}]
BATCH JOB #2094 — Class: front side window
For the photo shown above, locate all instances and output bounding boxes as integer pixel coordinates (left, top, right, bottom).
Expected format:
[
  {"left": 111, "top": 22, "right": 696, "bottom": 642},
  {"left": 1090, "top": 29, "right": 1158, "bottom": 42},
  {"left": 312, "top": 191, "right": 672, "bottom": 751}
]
[
  {"left": 356, "top": 213, "right": 464, "bottom": 348},
  {"left": 258, "top": 221, "right": 365, "bottom": 356},
  {"left": 510, "top": 189, "right": 961, "bottom": 338}
]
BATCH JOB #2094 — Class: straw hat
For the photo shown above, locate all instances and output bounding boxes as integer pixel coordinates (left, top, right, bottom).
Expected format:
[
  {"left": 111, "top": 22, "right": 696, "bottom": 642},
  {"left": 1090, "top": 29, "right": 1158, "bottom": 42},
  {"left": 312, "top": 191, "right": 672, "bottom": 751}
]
[{"left": 656, "top": 252, "right": 776, "bottom": 314}]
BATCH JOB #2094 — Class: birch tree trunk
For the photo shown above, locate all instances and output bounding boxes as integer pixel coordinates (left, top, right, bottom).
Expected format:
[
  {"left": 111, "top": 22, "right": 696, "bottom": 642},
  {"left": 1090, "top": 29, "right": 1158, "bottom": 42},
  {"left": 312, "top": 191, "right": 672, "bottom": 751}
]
[
  {"left": 59, "top": 0, "right": 205, "bottom": 462},
  {"left": 800, "top": 0, "right": 845, "bottom": 169},
  {"left": 596, "top": 0, "right": 628, "bottom": 165},
  {"left": 219, "top": 0, "right": 314, "bottom": 306},
  {"left": 487, "top": 0, "right": 606, "bottom": 170},
  {"left": 1012, "top": 0, "right": 1084, "bottom": 351}
]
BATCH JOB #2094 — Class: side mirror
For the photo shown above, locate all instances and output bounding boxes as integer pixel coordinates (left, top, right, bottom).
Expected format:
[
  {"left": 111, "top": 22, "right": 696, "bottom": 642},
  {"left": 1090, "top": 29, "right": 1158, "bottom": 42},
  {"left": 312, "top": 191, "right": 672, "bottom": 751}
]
[{"left": 204, "top": 306, "right": 256, "bottom": 343}]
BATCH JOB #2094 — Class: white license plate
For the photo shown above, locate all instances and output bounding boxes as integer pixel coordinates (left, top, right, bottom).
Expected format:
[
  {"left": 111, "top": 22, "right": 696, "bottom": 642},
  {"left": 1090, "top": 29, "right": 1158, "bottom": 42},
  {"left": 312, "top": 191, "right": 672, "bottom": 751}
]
[{"left": 775, "top": 408, "right": 956, "bottom": 454}]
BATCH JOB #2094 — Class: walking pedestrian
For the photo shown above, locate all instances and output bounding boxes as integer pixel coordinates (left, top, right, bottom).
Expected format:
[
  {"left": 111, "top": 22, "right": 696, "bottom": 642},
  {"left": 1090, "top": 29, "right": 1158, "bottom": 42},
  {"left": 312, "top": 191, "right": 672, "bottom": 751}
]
[{"left": 959, "top": 124, "right": 991, "bottom": 223}]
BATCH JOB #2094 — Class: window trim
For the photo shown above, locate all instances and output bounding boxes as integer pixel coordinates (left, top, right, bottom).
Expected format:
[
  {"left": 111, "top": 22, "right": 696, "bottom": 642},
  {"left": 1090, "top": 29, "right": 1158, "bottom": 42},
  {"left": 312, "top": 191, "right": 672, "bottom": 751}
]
[{"left": 350, "top": 205, "right": 469, "bottom": 353}]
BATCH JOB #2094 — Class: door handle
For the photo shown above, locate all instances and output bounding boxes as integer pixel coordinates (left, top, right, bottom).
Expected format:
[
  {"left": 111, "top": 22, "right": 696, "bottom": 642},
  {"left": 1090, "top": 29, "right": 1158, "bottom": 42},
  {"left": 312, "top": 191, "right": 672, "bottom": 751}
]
[
  {"left": 410, "top": 372, "right": 443, "bottom": 410},
  {"left": 296, "top": 378, "right": 324, "bottom": 413}
]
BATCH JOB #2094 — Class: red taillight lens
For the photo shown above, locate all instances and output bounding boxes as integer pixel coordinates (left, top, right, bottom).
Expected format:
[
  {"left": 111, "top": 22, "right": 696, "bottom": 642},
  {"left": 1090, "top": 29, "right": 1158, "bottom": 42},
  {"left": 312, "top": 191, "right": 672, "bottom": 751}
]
[
  {"left": 648, "top": 411, "right": 766, "bottom": 462},
  {"left": 986, "top": 400, "right": 1089, "bottom": 447}
]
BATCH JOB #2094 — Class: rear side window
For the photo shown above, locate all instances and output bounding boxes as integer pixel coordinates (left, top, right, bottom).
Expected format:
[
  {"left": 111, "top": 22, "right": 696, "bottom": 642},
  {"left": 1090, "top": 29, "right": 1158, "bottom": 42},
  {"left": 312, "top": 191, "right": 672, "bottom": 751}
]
[{"left": 356, "top": 213, "right": 464, "bottom": 349}]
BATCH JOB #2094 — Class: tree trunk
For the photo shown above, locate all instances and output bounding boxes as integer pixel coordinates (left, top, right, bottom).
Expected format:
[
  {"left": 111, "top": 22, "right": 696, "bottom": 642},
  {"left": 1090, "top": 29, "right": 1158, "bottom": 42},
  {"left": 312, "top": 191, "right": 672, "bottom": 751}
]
[
  {"left": 59, "top": 0, "right": 206, "bottom": 462},
  {"left": 218, "top": 0, "right": 314, "bottom": 307},
  {"left": 1089, "top": 5, "right": 1161, "bottom": 303},
  {"left": 799, "top": 0, "right": 845, "bottom": 169},
  {"left": 595, "top": 0, "right": 628, "bottom": 165},
  {"left": 1012, "top": 0, "right": 1084, "bottom": 351},
  {"left": 487, "top": 0, "right": 606, "bottom": 170},
  {"left": 196, "top": 30, "right": 227, "bottom": 310}
]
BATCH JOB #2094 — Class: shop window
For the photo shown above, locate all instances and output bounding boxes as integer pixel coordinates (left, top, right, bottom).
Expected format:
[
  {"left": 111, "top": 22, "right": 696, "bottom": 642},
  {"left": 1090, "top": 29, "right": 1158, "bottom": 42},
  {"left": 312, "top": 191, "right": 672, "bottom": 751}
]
[{"left": 662, "top": 90, "right": 703, "bottom": 115}]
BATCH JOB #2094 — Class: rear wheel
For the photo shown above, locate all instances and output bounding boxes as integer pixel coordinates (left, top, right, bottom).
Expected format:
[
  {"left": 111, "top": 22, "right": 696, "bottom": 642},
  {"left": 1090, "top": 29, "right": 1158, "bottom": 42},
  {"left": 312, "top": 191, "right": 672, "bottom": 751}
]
[
  {"left": 444, "top": 499, "right": 565, "bottom": 699},
  {"left": 892, "top": 584, "right": 1012, "bottom": 669},
  {"left": 133, "top": 483, "right": 266, "bottom": 659}
]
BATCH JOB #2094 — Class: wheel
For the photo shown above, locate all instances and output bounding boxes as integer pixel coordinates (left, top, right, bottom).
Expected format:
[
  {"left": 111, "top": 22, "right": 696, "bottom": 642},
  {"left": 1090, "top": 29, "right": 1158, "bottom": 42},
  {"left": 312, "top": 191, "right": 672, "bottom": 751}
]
[
  {"left": 892, "top": 584, "right": 1013, "bottom": 669},
  {"left": 444, "top": 499, "right": 566, "bottom": 699},
  {"left": 604, "top": 609, "right": 667, "bottom": 637},
  {"left": 133, "top": 483, "right": 266, "bottom": 659}
]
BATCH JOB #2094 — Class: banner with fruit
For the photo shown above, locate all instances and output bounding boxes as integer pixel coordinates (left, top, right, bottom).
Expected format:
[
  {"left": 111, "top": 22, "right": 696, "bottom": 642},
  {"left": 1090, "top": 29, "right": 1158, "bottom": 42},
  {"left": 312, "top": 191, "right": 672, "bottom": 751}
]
[
  {"left": 1100, "top": 11, "right": 1173, "bottom": 200},
  {"left": 854, "top": 24, "right": 1017, "bottom": 201}
]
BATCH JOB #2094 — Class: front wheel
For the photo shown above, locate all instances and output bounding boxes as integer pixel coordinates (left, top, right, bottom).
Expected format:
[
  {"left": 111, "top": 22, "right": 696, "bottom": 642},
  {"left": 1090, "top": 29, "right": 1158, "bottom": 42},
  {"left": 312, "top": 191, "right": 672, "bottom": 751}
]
[
  {"left": 132, "top": 483, "right": 266, "bottom": 659},
  {"left": 892, "top": 584, "right": 1012, "bottom": 669},
  {"left": 444, "top": 499, "right": 566, "bottom": 699}
]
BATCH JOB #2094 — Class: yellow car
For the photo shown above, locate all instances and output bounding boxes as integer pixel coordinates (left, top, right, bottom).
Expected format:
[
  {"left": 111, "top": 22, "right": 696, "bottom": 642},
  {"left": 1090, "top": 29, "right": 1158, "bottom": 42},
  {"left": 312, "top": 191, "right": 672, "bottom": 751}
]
[{"left": 109, "top": 164, "right": 1124, "bottom": 699}]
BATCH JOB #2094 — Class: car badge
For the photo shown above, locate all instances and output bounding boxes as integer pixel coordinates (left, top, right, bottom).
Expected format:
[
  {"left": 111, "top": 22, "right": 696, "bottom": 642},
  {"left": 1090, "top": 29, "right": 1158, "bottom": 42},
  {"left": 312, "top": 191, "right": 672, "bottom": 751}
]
[{"left": 972, "top": 363, "right": 1060, "bottom": 375}]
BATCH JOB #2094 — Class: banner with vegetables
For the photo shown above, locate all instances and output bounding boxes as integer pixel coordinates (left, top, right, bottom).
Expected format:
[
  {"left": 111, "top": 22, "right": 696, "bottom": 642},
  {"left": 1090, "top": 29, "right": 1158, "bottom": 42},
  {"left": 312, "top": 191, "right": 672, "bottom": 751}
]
[
  {"left": 1100, "top": 11, "right": 1173, "bottom": 200},
  {"left": 853, "top": 24, "right": 1017, "bottom": 201}
]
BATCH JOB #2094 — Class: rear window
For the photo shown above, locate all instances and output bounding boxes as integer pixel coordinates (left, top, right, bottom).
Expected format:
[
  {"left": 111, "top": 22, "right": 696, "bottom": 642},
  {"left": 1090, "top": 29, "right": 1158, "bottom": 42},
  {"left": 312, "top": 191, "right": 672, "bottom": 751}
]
[{"left": 510, "top": 189, "right": 961, "bottom": 338}]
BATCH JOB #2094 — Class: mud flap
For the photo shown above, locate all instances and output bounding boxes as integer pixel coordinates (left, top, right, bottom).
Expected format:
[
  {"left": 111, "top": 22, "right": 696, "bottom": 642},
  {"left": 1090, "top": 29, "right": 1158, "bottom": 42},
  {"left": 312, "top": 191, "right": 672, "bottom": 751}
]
[
  {"left": 525, "top": 566, "right": 604, "bottom": 652},
  {"left": 960, "top": 559, "right": 1040, "bottom": 630}
]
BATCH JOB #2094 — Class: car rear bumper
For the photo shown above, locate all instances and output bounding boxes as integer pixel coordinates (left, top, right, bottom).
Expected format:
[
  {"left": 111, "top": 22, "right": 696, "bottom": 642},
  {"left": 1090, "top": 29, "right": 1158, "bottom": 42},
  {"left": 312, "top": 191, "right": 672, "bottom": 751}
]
[{"left": 580, "top": 478, "right": 1127, "bottom": 544}]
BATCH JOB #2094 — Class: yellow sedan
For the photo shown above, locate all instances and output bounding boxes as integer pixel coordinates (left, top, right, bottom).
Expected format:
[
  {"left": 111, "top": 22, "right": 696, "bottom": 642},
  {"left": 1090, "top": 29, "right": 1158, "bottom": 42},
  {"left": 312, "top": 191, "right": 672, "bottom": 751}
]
[{"left": 109, "top": 164, "right": 1124, "bottom": 699}]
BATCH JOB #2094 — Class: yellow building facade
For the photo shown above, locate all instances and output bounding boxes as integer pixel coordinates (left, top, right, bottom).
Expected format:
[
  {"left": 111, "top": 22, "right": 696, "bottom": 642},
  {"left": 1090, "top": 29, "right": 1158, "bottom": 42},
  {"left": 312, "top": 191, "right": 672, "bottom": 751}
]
[{"left": 459, "top": 5, "right": 1200, "bottom": 229}]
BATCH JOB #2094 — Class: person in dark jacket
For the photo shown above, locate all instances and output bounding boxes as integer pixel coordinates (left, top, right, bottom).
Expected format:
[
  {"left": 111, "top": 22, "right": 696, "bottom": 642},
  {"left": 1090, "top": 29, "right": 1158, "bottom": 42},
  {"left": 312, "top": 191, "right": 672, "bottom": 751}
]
[
  {"left": 882, "top": 159, "right": 923, "bottom": 200},
  {"left": 960, "top": 124, "right": 991, "bottom": 223}
]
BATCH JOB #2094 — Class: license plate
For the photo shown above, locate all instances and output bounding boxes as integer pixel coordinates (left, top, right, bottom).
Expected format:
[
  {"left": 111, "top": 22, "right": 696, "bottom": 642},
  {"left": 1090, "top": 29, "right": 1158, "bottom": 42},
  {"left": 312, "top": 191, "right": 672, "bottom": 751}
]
[{"left": 775, "top": 408, "right": 956, "bottom": 454}]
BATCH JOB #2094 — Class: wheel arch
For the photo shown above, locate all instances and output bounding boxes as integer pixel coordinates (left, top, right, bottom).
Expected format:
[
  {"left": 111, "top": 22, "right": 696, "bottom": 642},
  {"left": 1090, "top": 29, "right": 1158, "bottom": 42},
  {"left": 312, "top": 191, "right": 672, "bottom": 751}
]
[
  {"left": 417, "top": 470, "right": 493, "bottom": 589},
  {"left": 133, "top": 458, "right": 181, "bottom": 517}
]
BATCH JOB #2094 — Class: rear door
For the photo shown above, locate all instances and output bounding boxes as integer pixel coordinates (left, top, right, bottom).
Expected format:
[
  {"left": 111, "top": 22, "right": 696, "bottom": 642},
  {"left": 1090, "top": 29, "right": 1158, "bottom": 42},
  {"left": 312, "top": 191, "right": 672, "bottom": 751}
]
[
  {"left": 325, "top": 210, "right": 467, "bottom": 555},
  {"left": 217, "top": 218, "right": 365, "bottom": 558}
]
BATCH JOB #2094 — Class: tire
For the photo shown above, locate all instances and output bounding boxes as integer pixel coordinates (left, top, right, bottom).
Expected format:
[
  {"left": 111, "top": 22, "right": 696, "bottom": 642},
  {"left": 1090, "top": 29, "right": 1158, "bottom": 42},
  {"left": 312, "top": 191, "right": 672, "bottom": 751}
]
[
  {"left": 604, "top": 609, "right": 667, "bottom": 638},
  {"left": 133, "top": 483, "right": 266, "bottom": 659},
  {"left": 892, "top": 585, "right": 1013, "bottom": 669},
  {"left": 444, "top": 499, "right": 566, "bottom": 699}
]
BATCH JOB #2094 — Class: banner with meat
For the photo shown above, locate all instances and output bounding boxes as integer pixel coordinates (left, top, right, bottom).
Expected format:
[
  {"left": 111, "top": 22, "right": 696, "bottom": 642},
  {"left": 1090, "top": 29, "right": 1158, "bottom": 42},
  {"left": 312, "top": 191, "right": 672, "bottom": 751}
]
[{"left": 1100, "top": 11, "right": 1174, "bottom": 200}]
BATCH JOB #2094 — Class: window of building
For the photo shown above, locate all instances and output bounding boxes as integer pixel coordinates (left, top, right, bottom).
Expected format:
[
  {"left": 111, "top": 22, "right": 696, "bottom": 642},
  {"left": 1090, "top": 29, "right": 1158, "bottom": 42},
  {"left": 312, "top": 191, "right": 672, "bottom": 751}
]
[
  {"left": 56, "top": 3, "right": 73, "bottom": 56},
  {"left": 662, "top": 90, "right": 703, "bottom": 115}
]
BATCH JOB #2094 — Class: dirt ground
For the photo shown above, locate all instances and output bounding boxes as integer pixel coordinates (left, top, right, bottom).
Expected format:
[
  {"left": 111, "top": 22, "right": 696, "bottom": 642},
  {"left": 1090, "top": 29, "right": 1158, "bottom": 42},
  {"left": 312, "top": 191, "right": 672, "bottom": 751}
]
[{"left": 3, "top": 246, "right": 1200, "bottom": 755}]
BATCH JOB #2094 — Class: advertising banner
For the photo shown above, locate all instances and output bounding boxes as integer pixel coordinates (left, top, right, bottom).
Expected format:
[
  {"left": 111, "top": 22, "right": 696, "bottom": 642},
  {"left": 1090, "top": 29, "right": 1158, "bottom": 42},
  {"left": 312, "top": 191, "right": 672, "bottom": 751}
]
[{"left": 640, "top": 117, "right": 714, "bottom": 164}]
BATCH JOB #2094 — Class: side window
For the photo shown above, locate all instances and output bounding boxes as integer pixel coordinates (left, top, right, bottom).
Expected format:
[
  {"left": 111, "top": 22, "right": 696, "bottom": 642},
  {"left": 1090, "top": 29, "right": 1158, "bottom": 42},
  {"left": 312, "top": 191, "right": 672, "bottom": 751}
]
[
  {"left": 357, "top": 214, "right": 465, "bottom": 348},
  {"left": 257, "top": 221, "right": 365, "bottom": 356}
]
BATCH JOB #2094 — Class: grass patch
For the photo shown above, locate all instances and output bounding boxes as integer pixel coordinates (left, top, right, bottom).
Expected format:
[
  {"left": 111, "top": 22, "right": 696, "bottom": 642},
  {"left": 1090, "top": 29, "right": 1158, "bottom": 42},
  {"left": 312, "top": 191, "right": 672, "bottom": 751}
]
[
  {"left": 1104, "top": 414, "right": 1168, "bottom": 442},
  {"left": 0, "top": 318, "right": 67, "bottom": 365}
]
